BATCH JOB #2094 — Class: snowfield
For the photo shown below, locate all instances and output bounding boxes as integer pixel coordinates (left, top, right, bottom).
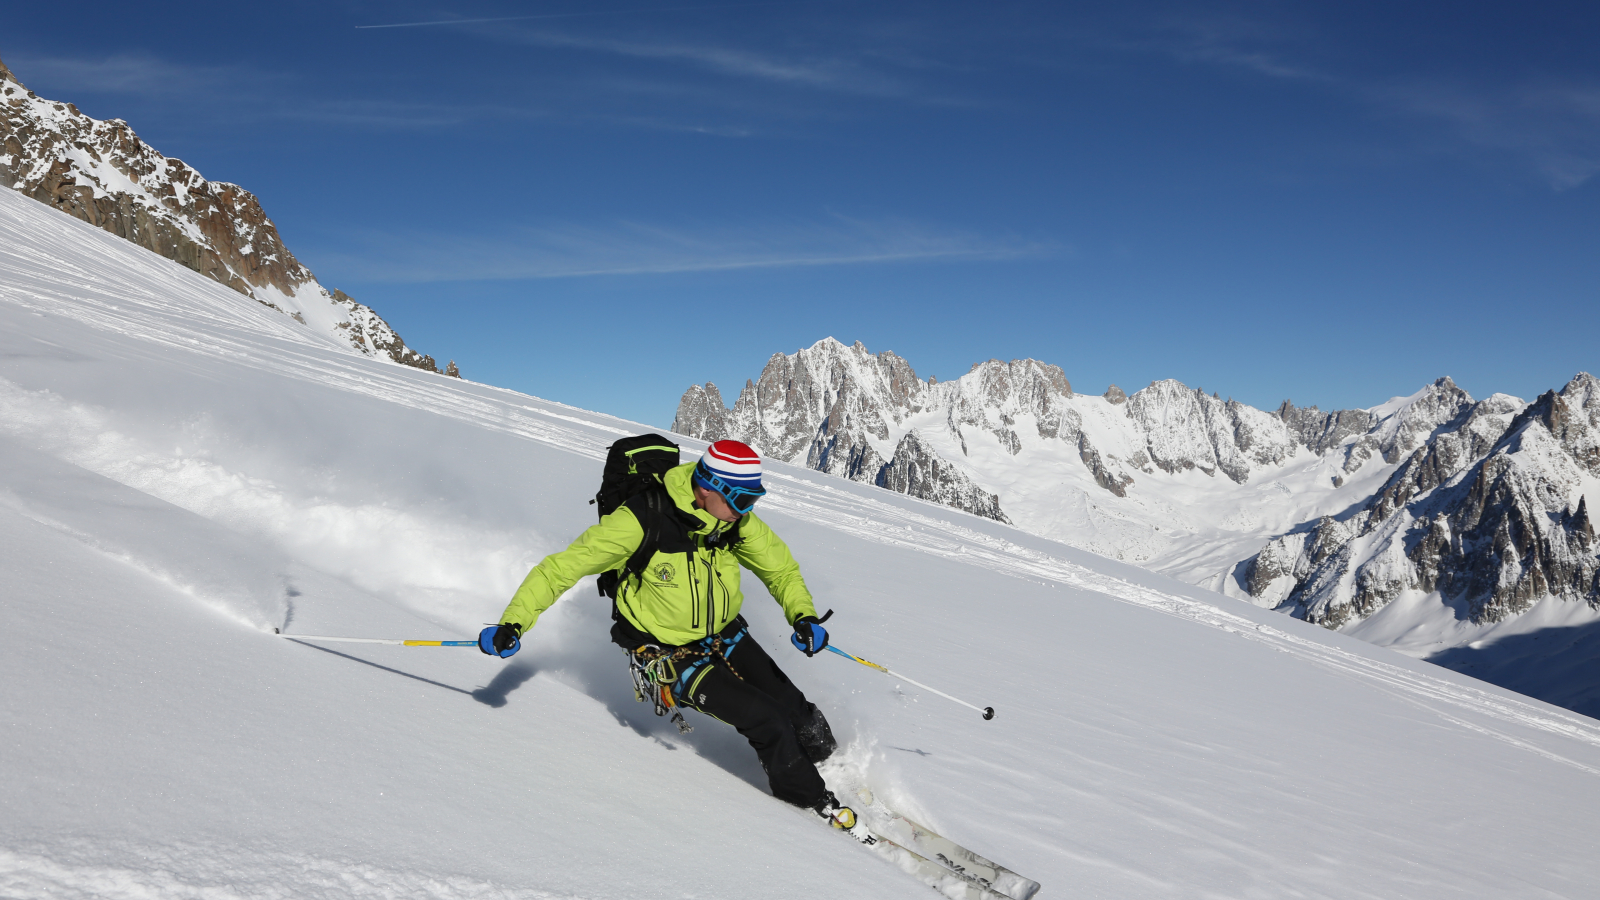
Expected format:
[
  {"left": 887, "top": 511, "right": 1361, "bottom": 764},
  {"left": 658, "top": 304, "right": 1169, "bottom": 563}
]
[{"left": 3, "top": 186, "right": 1600, "bottom": 899}]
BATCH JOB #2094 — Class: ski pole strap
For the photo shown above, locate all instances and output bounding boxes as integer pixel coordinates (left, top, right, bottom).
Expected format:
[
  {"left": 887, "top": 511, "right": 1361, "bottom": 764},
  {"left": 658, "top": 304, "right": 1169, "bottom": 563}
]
[
  {"left": 275, "top": 630, "right": 476, "bottom": 647},
  {"left": 825, "top": 645, "right": 995, "bottom": 720},
  {"left": 825, "top": 644, "right": 888, "bottom": 673}
]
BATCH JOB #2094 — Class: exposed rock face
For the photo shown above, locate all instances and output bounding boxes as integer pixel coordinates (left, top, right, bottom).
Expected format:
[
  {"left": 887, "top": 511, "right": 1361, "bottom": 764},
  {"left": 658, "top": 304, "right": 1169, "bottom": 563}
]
[
  {"left": 717, "top": 341, "right": 929, "bottom": 463},
  {"left": 1275, "top": 400, "right": 1377, "bottom": 455},
  {"left": 0, "top": 54, "right": 455, "bottom": 377},
  {"left": 672, "top": 339, "right": 1012, "bottom": 521},
  {"left": 1124, "top": 380, "right": 1297, "bottom": 483},
  {"left": 676, "top": 383, "right": 733, "bottom": 442},
  {"left": 1242, "top": 376, "right": 1600, "bottom": 628},
  {"left": 877, "top": 430, "right": 1010, "bottom": 523}
]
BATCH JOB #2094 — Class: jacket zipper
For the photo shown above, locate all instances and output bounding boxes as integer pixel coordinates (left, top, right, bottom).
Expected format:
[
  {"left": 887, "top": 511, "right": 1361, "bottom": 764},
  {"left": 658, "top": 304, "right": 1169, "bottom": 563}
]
[
  {"left": 689, "top": 549, "right": 701, "bottom": 630},
  {"left": 703, "top": 551, "right": 716, "bottom": 637},
  {"left": 714, "top": 567, "right": 729, "bottom": 626}
]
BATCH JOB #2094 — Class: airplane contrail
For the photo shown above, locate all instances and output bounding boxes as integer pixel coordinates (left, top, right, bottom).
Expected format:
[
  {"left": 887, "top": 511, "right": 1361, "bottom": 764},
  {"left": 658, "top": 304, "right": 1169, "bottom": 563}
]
[{"left": 355, "top": 2, "right": 784, "bottom": 29}]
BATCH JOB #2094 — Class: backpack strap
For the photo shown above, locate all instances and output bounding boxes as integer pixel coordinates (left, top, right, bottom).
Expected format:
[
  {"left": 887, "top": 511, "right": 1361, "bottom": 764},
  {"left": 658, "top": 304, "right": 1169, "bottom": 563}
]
[{"left": 598, "top": 483, "right": 699, "bottom": 600}]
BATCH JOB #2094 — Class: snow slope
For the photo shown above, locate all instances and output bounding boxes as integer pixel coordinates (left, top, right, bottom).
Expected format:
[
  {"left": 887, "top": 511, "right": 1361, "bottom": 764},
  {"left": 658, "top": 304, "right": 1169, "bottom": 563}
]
[{"left": 4, "top": 187, "right": 1600, "bottom": 898}]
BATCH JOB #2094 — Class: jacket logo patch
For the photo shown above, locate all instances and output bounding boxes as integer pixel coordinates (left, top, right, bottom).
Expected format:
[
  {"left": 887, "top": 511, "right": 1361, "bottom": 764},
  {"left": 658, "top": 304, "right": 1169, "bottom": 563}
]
[{"left": 651, "top": 561, "right": 677, "bottom": 583}]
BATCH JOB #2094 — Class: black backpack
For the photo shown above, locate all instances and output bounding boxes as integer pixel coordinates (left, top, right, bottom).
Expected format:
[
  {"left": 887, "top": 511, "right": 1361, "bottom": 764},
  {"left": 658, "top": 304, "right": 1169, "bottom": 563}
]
[{"left": 592, "top": 434, "right": 699, "bottom": 599}]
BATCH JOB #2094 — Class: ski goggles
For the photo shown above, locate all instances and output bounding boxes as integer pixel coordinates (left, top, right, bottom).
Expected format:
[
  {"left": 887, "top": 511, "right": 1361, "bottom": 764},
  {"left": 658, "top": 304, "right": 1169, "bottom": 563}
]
[{"left": 693, "top": 461, "right": 767, "bottom": 515}]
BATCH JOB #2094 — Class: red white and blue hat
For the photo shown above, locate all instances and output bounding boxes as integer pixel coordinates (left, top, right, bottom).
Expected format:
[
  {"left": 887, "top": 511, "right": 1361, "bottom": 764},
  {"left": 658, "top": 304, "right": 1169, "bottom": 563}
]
[
  {"left": 694, "top": 440, "right": 767, "bottom": 514},
  {"left": 697, "top": 440, "right": 764, "bottom": 491}
]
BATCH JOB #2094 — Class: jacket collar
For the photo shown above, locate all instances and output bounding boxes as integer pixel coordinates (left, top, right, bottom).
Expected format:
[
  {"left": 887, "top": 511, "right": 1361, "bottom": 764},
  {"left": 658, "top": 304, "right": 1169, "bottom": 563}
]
[{"left": 665, "top": 463, "right": 731, "bottom": 536}]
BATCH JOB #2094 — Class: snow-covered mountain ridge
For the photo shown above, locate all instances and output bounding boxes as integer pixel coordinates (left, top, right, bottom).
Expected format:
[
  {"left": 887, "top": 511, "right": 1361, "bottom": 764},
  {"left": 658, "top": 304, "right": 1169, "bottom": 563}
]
[
  {"left": 676, "top": 338, "right": 1600, "bottom": 715},
  {"left": 0, "top": 53, "right": 457, "bottom": 377}
]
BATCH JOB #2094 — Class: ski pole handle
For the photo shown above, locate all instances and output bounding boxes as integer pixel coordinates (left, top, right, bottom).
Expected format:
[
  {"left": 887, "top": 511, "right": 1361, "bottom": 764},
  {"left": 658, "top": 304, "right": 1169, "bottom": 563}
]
[
  {"left": 826, "top": 645, "right": 995, "bottom": 720},
  {"left": 275, "top": 629, "right": 476, "bottom": 647}
]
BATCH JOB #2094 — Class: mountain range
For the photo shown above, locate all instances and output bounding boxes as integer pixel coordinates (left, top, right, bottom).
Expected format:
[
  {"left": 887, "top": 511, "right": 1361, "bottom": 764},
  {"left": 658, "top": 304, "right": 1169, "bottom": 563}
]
[
  {"left": 675, "top": 338, "right": 1600, "bottom": 715},
  {"left": 0, "top": 53, "right": 455, "bottom": 377}
]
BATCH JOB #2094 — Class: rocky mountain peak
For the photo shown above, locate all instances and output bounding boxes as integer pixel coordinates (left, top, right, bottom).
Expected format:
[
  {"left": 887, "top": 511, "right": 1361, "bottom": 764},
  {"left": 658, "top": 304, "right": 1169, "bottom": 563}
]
[
  {"left": 0, "top": 56, "right": 455, "bottom": 378},
  {"left": 1560, "top": 372, "right": 1600, "bottom": 424},
  {"left": 673, "top": 338, "right": 1014, "bottom": 521},
  {"left": 1243, "top": 371, "right": 1596, "bottom": 631},
  {"left": 1123, "top": 379, "right": 1296, "bottom": 483}
]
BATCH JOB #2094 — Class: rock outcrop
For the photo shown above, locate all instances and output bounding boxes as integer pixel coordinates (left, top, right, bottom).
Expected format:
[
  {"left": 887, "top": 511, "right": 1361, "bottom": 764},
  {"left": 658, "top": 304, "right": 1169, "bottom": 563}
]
[
  {"left": 673, "top": 339, "right": 1021, "bottom": 521},
  {"left": 1124, "top": 380, "right": 1298, "bottom": 483},
  {"left": 877, "top": 430, "right": 1009, "bottom": 523},
  {"left": 1241, "top": 376, "right": 1599, "bottom": 628},
  {"left": 0, "top": 54, "right": 455, "bottom": 377}
]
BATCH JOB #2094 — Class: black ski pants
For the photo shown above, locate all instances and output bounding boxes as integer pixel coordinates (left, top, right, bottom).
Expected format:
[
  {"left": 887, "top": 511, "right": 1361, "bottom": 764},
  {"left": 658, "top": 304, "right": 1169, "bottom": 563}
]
[{"left": 684, "top": 634, "right": 838, "bottom": 809}]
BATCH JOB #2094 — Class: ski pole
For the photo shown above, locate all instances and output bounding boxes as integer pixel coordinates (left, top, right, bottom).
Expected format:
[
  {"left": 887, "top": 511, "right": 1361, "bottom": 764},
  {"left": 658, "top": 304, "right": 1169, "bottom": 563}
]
[
  {"left": 825, "top": 644, "right": 995, "bottom": 720},
  {"left": 274, "top": 628, "right": 476, "bottom": 647}
]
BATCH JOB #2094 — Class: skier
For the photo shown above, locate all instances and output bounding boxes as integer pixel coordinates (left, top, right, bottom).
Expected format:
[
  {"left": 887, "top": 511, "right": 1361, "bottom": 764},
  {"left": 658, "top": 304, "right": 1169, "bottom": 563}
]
[{"left": 478, "top": 440, "right": 855, "bottom": 828}]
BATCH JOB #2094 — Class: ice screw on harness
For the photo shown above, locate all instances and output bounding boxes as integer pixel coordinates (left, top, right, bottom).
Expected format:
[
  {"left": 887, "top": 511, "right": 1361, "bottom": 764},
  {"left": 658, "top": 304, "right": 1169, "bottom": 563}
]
[{"left": 625, "top": 628, "right": 750, "bottom": 735}]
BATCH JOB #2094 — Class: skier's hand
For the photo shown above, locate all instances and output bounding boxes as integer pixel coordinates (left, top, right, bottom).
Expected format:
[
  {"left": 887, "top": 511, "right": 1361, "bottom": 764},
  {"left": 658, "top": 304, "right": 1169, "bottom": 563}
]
[
  {"left": 790, "top": 615, "right": 829, "bottom": 657},
  {"left": 479, "top": 623, "right": 522, "bottom": 658}
]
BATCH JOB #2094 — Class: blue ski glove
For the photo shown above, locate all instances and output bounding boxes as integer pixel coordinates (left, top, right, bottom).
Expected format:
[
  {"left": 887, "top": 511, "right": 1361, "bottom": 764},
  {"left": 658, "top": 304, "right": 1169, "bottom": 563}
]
[
  {"left": 479, "top": 623, "right": 521, "bottom": 658},
  {"left": 791, "top": 615, "right": 829, "bottom": 657}
]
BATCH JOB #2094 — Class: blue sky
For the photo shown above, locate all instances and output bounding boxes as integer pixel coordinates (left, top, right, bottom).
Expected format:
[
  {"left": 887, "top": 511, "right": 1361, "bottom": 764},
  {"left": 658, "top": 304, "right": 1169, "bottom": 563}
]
[{"left": 4, "top": 2, "right": 1598, "bottom": 426}]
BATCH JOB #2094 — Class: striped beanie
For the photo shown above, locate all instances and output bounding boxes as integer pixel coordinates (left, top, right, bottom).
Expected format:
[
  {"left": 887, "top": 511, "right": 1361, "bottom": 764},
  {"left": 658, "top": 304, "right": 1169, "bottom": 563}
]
[{"left": 698, "top": 440, "right": 764, "bottom": 491}]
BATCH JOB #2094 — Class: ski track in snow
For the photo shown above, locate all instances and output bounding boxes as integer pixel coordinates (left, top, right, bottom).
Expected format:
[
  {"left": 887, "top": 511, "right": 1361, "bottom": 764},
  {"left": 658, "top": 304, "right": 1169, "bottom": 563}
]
[
  {"left": 0, "top": 840, "right": 578, "bottom": 900},
  {"left": 0, "top": 489, "right": 279, "bottom": 631},
  {"left": 7, "top": 198, "right": 1600, "bottom": 780}
]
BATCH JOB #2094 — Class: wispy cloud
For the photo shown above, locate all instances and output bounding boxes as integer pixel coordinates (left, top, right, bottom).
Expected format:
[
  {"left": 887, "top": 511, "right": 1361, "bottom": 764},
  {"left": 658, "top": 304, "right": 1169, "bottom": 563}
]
[
  {"left": 5, "top": 52, "right": 287, "bottom": 99},
  {"left": 4, "top": 52, "right": 541, "bottom": 132},
  {"left": 489, "top": 27, "right": 915, "bottom": 99},
  {"left": 316, "top": 216, "right": 1056, "bottom": 283},
  {"left": 1377, "top": 80, "right": 1600, "bottom": 190},
  {"left": 1122, "top": 14, "right": 1329, "bottom": 82},
  {"left": 1116, "top": 15, "right": 1600, "bottom": 190},
  {"left": 354, "top": 2, "right": 786, "bottom": 30}
]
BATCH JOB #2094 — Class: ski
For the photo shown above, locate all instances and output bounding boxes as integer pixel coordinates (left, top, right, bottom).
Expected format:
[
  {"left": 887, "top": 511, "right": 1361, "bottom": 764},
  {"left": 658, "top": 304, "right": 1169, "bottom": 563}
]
[
  {"left": 864, "top": 831, "right": 1016, "bottom": 900},
  {"left": 852, "top": 787, "right": 1042, "bottom": 900}
]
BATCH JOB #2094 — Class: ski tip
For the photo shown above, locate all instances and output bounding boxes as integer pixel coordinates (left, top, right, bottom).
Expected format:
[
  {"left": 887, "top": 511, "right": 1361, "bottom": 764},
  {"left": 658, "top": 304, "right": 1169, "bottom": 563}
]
[{"left": 982, "top": 707, "right": 995, "bottom": 720}]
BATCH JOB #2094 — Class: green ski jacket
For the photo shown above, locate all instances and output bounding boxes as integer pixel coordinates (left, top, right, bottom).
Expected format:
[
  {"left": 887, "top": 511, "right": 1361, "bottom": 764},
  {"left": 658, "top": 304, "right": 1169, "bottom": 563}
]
[{"left": 498, "top": 462, "right": 817, "bottom": 646}]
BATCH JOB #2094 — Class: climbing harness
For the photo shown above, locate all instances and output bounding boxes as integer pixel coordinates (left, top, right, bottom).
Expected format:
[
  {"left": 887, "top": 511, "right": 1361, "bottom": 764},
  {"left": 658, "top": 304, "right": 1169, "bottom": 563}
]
[{"left": 625, "top": 626, "right": 748, "bottom": 734}]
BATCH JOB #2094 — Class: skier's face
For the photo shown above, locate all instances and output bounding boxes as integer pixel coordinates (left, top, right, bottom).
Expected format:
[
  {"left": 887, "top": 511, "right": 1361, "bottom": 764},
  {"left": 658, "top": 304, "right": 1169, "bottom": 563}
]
[{"left": 693, "top": 484, "right": 742, "bottom": 523}]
